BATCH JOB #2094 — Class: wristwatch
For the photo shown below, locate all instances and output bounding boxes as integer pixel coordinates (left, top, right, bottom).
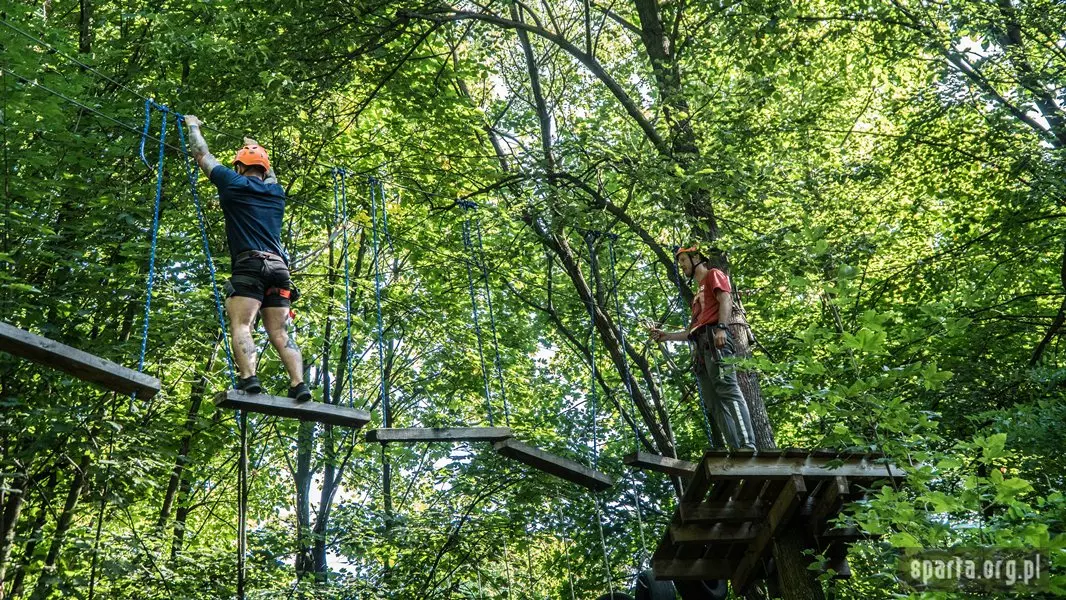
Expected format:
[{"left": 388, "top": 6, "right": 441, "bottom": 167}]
[{"left": 714, "top": 323, "right": 729, "bottom": 331}]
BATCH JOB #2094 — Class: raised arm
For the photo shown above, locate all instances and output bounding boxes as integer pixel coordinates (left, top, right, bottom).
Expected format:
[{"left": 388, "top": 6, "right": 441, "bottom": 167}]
[{"left": 183, "top": 115, "right": 222, "bottom": 177}]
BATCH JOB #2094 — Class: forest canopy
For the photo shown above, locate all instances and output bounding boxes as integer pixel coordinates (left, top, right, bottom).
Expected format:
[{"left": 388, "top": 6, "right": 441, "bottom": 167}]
[{"left": 0, "top": 0, "right": 1064, "bottom": 598}]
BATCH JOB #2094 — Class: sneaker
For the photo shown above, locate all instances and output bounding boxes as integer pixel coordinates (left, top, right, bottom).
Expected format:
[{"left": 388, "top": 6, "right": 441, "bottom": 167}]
[
  {"left": 288, "top": 383, "right": 311, "bottom": 402},
  {"left": 236, "top": 376, "right": 262, "bottom": 394}
]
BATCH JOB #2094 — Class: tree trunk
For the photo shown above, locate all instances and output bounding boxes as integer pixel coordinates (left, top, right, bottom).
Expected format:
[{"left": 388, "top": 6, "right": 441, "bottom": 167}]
[
  {"left": 28, "top": 454, "right": 91, "bottom": 600},
  {"left": 0, "top": 477, "right": 28, "bottom": 600},
  {"left": 159, "top": 334, "right": 221, "bottom": 528},
  {"left": 78, "top": 0, "right": 92, "bottom": 54},
  {"left": 771, "top": 528, "right": 827, "bottom": 600},
  {"left": 8, "top": 471, "right": 57, "bottom": 598}
]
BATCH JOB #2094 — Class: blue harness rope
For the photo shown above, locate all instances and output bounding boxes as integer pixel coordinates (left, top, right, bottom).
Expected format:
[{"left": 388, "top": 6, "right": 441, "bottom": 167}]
[
  {"left": 133, "top": 100, "right": 167, "bottom": 392},
  {"left": 175, "top": 116, "right": 237, "bottom": 387}
]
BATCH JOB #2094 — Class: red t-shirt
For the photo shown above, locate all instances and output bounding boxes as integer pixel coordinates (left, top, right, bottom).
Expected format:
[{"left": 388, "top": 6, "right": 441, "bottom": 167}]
[{"left": 689, "top": 268, "right": 731, "bottom": 333}]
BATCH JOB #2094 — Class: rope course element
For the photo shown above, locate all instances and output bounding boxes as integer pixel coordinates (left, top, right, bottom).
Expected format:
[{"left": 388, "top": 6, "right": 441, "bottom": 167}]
[
  {"left": 582, "top": 230, "right": 617, "bottom": 599},
  {"left": 369, "top": 178, "right": 390, "bottom": 423},
  {"left": 332, "top": 168, "right": 356, "bottom": 407},
  {"left": 132, "top": 100, "right": 167, "bottom": 404},
  {"left": 176, "top": 117, "right": 238, "bottom": 387},
  {"left": 459, "top": 200, "right": 496, "bottom": 426}
]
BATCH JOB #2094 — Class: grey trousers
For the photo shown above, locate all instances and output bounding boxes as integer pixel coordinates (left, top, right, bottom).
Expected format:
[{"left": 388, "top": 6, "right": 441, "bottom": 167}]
[{"left": 692, "top": 327, "right": 756, "bottom": 449}]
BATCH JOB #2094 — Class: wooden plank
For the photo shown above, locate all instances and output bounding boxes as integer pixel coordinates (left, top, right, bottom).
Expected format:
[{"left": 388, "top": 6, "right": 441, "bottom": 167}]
[
  {"left": 702, "top": 454, "right": 903, "bottom": 481},
  {"left": 652, "top": 558, "right": 734, "bottom": 581},
  {"left": 493, "top": 439, "right": 612, "bottom": 492},
  {"left": 623, "top": 452, "right": 697, "bottom": 477},
  {"left": 0, "top": 321, "right": 161, "bottom": 399},
  {"left": 732, "top": 475, "right": 807, "bottom": 593},
  {"left": 807, "top": 476, "right": 849, "bottom": 537},
  {"left": 669, "top": 521, "right": 758, "bottom": 544},
  {"left": 733, "top": 478, "right": 767, "bottom": 503},
  {"left": 681, "top": 457, "right": 715, "bottom": 504},
  {"left": 366, "top": 427, "right": 511, "bottom": 443},
  {"left": 679, "top": 501, "right": 764, "bottom": 524},
  {"left": 215, "top": 390, "right": 371, "bottom": 428}
]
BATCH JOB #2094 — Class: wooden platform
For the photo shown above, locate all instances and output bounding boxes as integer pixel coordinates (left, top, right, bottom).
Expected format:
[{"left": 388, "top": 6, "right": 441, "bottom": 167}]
[
  {"left": 652, "top": 449, "right": 905, "bottom": 593},
  {"left": 366, "top": 427, "right": 512, "bottom": 443},
  {"left": 215, "top": 390, "right": 371, "bottom": 428},
  {"left": 0, "top": 321, "right": 161, "bottom": 399},
  {"left": 624, "top": 451, "right": 698, "bottom": 477},
  {"left": 493, "top": 439, "right": 613, "bottom": 492}
]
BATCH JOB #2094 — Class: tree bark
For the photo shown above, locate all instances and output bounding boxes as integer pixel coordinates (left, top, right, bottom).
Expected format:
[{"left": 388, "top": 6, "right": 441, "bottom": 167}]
[
  {"left": 159, "top": 333, "right": 221, "bottom": 528},
  {"left": 78, "top": 0, "right": 92, "bottom": 54},
  {"left": 770, "top": 528, "right": 827, "bottom": 600},
  {"left": 8, "top": 471, "right": 57, "bottom": 598},
  {"left": 28, "top": 454, "right": 92, "bottom": 600}
]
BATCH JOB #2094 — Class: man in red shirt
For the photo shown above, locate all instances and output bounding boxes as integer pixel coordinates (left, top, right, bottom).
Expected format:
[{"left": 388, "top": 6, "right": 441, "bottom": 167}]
[{"left": 648, "top": 246, "right": 756, "bottom": 449}]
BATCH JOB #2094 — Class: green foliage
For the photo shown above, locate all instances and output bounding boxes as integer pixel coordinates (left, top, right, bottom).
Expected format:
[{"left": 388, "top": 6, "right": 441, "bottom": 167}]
[{"left": 1, "top": 0, "right": 1064, "bottom": 598}]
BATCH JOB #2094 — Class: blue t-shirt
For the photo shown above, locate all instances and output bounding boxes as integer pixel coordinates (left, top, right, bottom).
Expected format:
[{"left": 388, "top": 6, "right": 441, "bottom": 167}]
[{"left": 209, "top": 165, "right": 287, "bottom": 264}]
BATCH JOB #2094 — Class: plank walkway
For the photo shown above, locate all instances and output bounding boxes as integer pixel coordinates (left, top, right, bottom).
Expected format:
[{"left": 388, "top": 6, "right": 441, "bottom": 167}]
[
  {"left": 366, "top": 427, "right": 512, "bottom": 443},
  {"left": 0, "top": 321, "right": 161, "bottom": 398},
  {"left": 652, "top": 448, "right": 905, "bottom": 592},
  {"left": 215, "top": 390, "right": 371, "bottom": 428},
  {"left": 493, "top": 439, "right": 613, "bottom": 492},
  {"left": 623, "top": 451, "right": 697, "bottom": 477}
]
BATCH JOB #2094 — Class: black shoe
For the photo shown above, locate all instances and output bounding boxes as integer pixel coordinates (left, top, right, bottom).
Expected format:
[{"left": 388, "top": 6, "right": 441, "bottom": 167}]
[
  {"left": 236, "top": 376, "right": 262, "bottom": 394},
  {"left": 288, "top": 383, "right": 311, "bottom": 402}
]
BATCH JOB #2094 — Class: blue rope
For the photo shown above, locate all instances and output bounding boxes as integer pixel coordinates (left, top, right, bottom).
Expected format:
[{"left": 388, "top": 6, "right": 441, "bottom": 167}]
[
  {"left": 134, "top": 101, "right": 166, "bottom": 391},
  {"left": 332, "top": 169, "right": 355, "bottom": 407},
  {"left": 471, "top": 207, "right": 510, "bottom": 426},
  {"left": 175, "top": 117, "right": 237, "bottom": 387},
  {"left": 370, "top": 179, "right": 389, "bottom": 425},
  {"left": 458, "top": 201, "right": 495, "bottom": 426}
]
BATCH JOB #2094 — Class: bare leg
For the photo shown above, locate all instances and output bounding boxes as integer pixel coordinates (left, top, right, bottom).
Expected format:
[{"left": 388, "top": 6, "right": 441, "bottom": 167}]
[
  {"left": 226, "top": 296, "right": 262, "bottom": 379},
  {"left": 262, "top": 307, "right": 304, "bottom": 387}
]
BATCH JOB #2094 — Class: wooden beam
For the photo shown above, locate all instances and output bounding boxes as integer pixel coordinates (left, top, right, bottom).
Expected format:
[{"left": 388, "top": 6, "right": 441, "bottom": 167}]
[
  {"left": 493, "top": 439, "right": 612, "bottom": 491},
  {"left": 0, "top": 321, "right": 160, "bottom": 399},
  {"left": 623, "top": 451, "right": 697, "bottom": 477},
  {"left": 669, "top": 521, "right": 758, "bottom": 544},
  {"left": 652, "top": 558, "right": 735, "bottom": 581},
  {"left": 702, "top": 454, "right": 903, "bottom": 481},
  {"left": 679, "top": 501, "right": 764, "bottom": 524},
  {"left": 732, "top": 475, "right": 807, "bottom": 593},
  {"left": 366, "top": 427, "right": 512, "bottom": 443},
  {"left": 807, "top": 476, "right": 849, "bottom": 537},
  {"left": 215, "top": 390, "right": 371, "bottom": 428}
]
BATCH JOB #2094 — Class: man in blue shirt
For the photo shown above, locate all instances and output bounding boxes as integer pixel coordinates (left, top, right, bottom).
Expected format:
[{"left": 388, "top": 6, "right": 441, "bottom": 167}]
[{"left": 183, "top": 115, "right": 310, "bottom": 402}]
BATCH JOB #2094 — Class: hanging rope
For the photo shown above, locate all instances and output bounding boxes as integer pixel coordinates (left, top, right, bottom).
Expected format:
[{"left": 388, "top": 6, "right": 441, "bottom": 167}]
[
  {"left": 458, "top": 200, "right": 496, "bottom": 426},
  {"left": 472, "top": 208, "right": 511, "bottom": 425},
  {"left": 603, "top": 237, "right": 650, "bottom": 566},
  {"left": 583, "top": 231, "right": 615, "bottom": 598},
  {"left": 331, "top": 169, "right": 355, "bottom": 407},
  {"left": 593, "top": 497, "right": 615, "bottom": 598},
  {"left": 132, "top": 99, "right": 167, "bottom": 402},
  {"left": 175, "top": 117, "right": 237, "bottom": 387},
  {"left": 369, "top": 178, "right": 389, "bottom": 424},
  {"left": 583, "top": 231, "right": 600, "bottom": 467},
  {"left": 556, "top": 505, "right": 578, "bottom": 600},
  {"left": 237, "top": 410, "right": 248, "bottom": 600}
]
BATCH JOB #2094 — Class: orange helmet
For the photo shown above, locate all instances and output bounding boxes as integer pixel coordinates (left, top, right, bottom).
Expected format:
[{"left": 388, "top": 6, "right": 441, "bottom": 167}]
[
  {"left": 234, "top": 144, "right": 271, "bottom": 171},
  {"left": 675, "top": 245, "right": 700, "bottom": 258}
]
